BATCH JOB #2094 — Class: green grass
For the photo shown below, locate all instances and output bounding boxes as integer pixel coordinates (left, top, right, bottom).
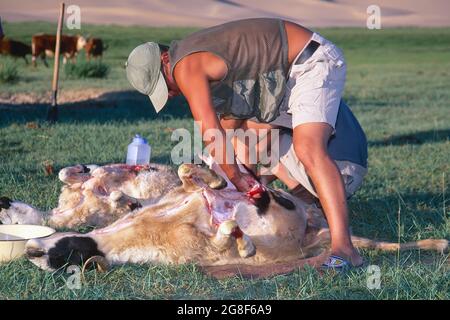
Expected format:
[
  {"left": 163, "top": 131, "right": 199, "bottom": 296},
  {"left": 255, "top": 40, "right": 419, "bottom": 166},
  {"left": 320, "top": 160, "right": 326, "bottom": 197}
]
[
  {"left": 0, "top": 57, "right": 19, "bottom": 83},
  {"left": 64, "top": 59, "right": 110, "bottom": 79},
  {"left": 0, "top": 22, "right": 449, "bottom": 300},
  {"left": 0, "top": 21, "right": 198, "bottom": 93}
]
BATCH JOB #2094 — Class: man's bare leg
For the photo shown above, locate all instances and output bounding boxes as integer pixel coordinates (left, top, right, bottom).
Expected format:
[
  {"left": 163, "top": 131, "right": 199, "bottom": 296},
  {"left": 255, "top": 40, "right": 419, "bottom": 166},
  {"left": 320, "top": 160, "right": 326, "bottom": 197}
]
[{"left": 293, "top": 122, "right": 363, "bottom": 267}]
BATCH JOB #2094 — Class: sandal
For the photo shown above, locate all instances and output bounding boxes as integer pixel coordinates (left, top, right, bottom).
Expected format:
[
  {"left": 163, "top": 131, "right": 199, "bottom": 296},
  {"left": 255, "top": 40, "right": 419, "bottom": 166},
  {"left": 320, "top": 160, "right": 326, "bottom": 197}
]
[{"left": 321, "top": 255, "right": 351, "bottom": 271}]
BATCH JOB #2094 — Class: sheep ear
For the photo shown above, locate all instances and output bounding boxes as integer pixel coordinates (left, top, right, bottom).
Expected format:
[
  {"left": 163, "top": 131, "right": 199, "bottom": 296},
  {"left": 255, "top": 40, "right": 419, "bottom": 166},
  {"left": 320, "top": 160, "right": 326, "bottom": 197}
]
[{"left": 0, "top": 197, "right": 13, "bottom": 210}]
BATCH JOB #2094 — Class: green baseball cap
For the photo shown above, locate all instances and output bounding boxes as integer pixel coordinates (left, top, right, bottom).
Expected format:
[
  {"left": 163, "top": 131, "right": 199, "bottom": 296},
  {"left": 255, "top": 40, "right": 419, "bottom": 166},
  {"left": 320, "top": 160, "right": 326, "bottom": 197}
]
[{"left": 126, "top": 42, "right": 168, "bottom": 112}]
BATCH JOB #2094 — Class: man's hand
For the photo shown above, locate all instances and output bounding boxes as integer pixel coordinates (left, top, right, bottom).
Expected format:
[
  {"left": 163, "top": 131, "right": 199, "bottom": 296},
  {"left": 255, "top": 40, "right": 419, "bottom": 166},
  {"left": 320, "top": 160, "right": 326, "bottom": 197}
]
[
  {"left": 231, "top": 172, "right": 270, "bottom": 213},
  {"left": 230, "top": 172, "right": 255, "bottom": 193}
]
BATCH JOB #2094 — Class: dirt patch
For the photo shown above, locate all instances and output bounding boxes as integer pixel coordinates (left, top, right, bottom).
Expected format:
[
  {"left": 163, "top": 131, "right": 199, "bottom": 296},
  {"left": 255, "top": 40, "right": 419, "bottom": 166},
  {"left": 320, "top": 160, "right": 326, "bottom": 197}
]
[
  {"left": 0, "top": 89, "right": 108, "bottom": 105},
  {"left": 202, "top": 251, "right": 329, "bottom": 279}
]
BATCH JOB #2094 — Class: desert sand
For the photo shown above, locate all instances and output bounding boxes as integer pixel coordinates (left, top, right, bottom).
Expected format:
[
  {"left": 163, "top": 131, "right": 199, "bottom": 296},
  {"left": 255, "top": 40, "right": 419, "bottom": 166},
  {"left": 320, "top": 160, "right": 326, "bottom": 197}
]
[{"left": 0, "top": 0, "right": 449, "bottom": 28}]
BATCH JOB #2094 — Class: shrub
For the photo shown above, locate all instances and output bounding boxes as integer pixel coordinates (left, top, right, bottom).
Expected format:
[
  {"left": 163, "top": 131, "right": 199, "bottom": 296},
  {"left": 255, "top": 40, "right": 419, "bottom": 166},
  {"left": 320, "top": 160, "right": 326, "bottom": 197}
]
[
  {"left": 0, "top": 59, "right": 19, "bottom": 83},
  {"left": 65, "top": 60, "right": 110, "bottom": 79}
]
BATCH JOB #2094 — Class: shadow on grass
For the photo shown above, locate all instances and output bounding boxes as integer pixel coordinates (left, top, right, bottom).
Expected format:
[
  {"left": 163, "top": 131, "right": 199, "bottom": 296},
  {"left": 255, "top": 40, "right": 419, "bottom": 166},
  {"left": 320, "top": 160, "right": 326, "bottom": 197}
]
[
  {"left": 369, "top": 129, "right": 450, "bottom": 146},
  {"left": 0, "top": 90, "right": 193, "bottom": 127},
  {"left": 349, "top": 191, "right": 448, "bottom": 241},
  {"left": 344, "top": 94, "right": 390, "bottom": 108}
]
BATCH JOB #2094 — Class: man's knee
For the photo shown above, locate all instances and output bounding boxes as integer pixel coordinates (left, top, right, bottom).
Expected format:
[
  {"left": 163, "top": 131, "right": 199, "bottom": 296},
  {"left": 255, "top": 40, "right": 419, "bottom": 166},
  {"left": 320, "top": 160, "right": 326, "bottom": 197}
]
[{"left": 293, "top": 143, "right": 326, "bottom": 172}]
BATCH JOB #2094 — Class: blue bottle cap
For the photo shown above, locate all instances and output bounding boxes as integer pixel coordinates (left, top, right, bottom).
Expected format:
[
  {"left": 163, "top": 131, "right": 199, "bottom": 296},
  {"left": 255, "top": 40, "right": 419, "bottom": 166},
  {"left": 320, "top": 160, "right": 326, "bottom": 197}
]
[{"left": 132, "top": 134, "right": 148, "bottom": 144}]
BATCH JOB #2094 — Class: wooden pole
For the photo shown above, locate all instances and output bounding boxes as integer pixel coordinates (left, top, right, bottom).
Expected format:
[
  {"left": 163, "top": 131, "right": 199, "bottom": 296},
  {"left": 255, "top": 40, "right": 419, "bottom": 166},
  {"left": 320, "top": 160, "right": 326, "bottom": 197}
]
[
  {"left": 47, "top": 2, "right": 65, "bottom": 122},
  {"left": 0, "top": 17, "right": 4, "bottom": 39}
]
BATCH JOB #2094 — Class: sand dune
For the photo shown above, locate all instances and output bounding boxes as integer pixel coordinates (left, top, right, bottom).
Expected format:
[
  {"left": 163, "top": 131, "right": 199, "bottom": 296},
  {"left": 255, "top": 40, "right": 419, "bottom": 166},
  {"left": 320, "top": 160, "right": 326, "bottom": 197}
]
[{"left": 0, "top": 0, "right": 449, "bottom": 27}]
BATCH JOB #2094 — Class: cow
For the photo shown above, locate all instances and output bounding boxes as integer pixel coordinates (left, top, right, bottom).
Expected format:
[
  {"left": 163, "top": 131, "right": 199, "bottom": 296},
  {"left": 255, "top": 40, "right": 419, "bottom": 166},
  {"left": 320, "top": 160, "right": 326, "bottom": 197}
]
[
  {"left": 0, "top": 163, "right": 180, "bottom": 228},
  {"left": 84, "top": 37, "right": 107, "bottom": 61},
  {"left": 0, "top": 38, "right": 32, "bottom": 64},
  {"left": 23, "top": 163, "right": 449, "bottom": 278},
  {"left": 31, "top": 33, "right": 86, "bottom": 67}
]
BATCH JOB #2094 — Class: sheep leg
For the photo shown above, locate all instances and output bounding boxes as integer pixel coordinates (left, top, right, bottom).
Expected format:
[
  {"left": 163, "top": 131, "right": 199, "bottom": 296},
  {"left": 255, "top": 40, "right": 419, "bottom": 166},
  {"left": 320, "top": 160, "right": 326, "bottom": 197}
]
[
  {"left": 109, "top": 191, "right": 142, "bottom": 211},
  {"left": 211, "top": 220, "right": 237, "bottom": 251},
  {"left": 211, "top": 220, "right": 256, "bottom": 258},
  {"left": 233, "top": 226, "right": 256, "bottom": 258}
]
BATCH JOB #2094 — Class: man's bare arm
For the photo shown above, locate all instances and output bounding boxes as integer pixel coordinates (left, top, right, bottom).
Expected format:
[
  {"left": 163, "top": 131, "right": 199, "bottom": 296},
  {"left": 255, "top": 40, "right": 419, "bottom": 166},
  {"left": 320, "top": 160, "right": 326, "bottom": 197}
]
[{"left": 174, "top": 58, "right": 251, "bottom": 190}]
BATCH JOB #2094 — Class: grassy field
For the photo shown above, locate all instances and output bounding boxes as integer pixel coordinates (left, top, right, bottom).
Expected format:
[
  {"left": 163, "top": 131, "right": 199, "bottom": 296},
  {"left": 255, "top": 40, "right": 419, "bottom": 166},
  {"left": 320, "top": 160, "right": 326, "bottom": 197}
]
[{"left": 0, "top": 22, "right": 449, "bottom": 300}]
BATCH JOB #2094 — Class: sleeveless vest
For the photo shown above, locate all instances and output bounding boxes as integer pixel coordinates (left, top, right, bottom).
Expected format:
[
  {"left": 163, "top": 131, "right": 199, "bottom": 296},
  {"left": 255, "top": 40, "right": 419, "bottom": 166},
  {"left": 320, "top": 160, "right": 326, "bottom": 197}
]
[{"left": 169, "top": 18, "right": 289, "bottom": 123}]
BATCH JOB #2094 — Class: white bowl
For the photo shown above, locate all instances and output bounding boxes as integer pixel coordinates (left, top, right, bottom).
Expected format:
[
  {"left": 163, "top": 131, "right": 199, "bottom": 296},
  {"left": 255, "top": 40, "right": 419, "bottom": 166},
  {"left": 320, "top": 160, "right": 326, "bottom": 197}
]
[{"left": 0, "top": 225, "right": 55, "bottom": 263}]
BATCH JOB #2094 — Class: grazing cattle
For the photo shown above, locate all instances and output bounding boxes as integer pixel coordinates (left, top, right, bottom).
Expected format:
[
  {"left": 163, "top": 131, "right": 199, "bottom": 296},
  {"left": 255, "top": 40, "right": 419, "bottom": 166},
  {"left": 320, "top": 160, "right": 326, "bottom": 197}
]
[
  {"left": 85, "top": 37, "right": 107, "bottom": 60},
  {"left": 20, "top": 163, "right": 448, "bottom": 278},
  {"left": 31, "top": 33, "right": 87, "bottom": 67},
  {"left": 0, "top": 38, "right": 32, "bottom": 64},
  {"left": 0, "top": 163, "right": 180, "bottom": 228}
]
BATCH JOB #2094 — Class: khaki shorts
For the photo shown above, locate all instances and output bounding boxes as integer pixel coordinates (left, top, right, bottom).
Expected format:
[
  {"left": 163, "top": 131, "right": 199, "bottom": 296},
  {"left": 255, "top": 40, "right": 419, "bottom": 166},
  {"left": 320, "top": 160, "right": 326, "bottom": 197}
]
[
  {"left": 255, "top": 32, "right": 347, "bottom": 131},
  {"left": 279, "top": 132, "right": 367, "bottom": 199}
]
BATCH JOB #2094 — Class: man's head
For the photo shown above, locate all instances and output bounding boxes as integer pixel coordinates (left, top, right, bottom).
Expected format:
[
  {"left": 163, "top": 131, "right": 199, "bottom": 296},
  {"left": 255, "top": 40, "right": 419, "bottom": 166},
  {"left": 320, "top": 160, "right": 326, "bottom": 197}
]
[{"left": 126, "top": 42, "right": 179, "bottom": 112}]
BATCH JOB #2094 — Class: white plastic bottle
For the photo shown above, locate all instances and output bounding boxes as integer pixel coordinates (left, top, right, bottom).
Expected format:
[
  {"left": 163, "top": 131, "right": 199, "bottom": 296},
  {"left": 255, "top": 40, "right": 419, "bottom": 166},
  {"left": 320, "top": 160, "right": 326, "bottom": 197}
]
[{"left": 126, "top": 134, "right": 151, "bottom": 165}]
